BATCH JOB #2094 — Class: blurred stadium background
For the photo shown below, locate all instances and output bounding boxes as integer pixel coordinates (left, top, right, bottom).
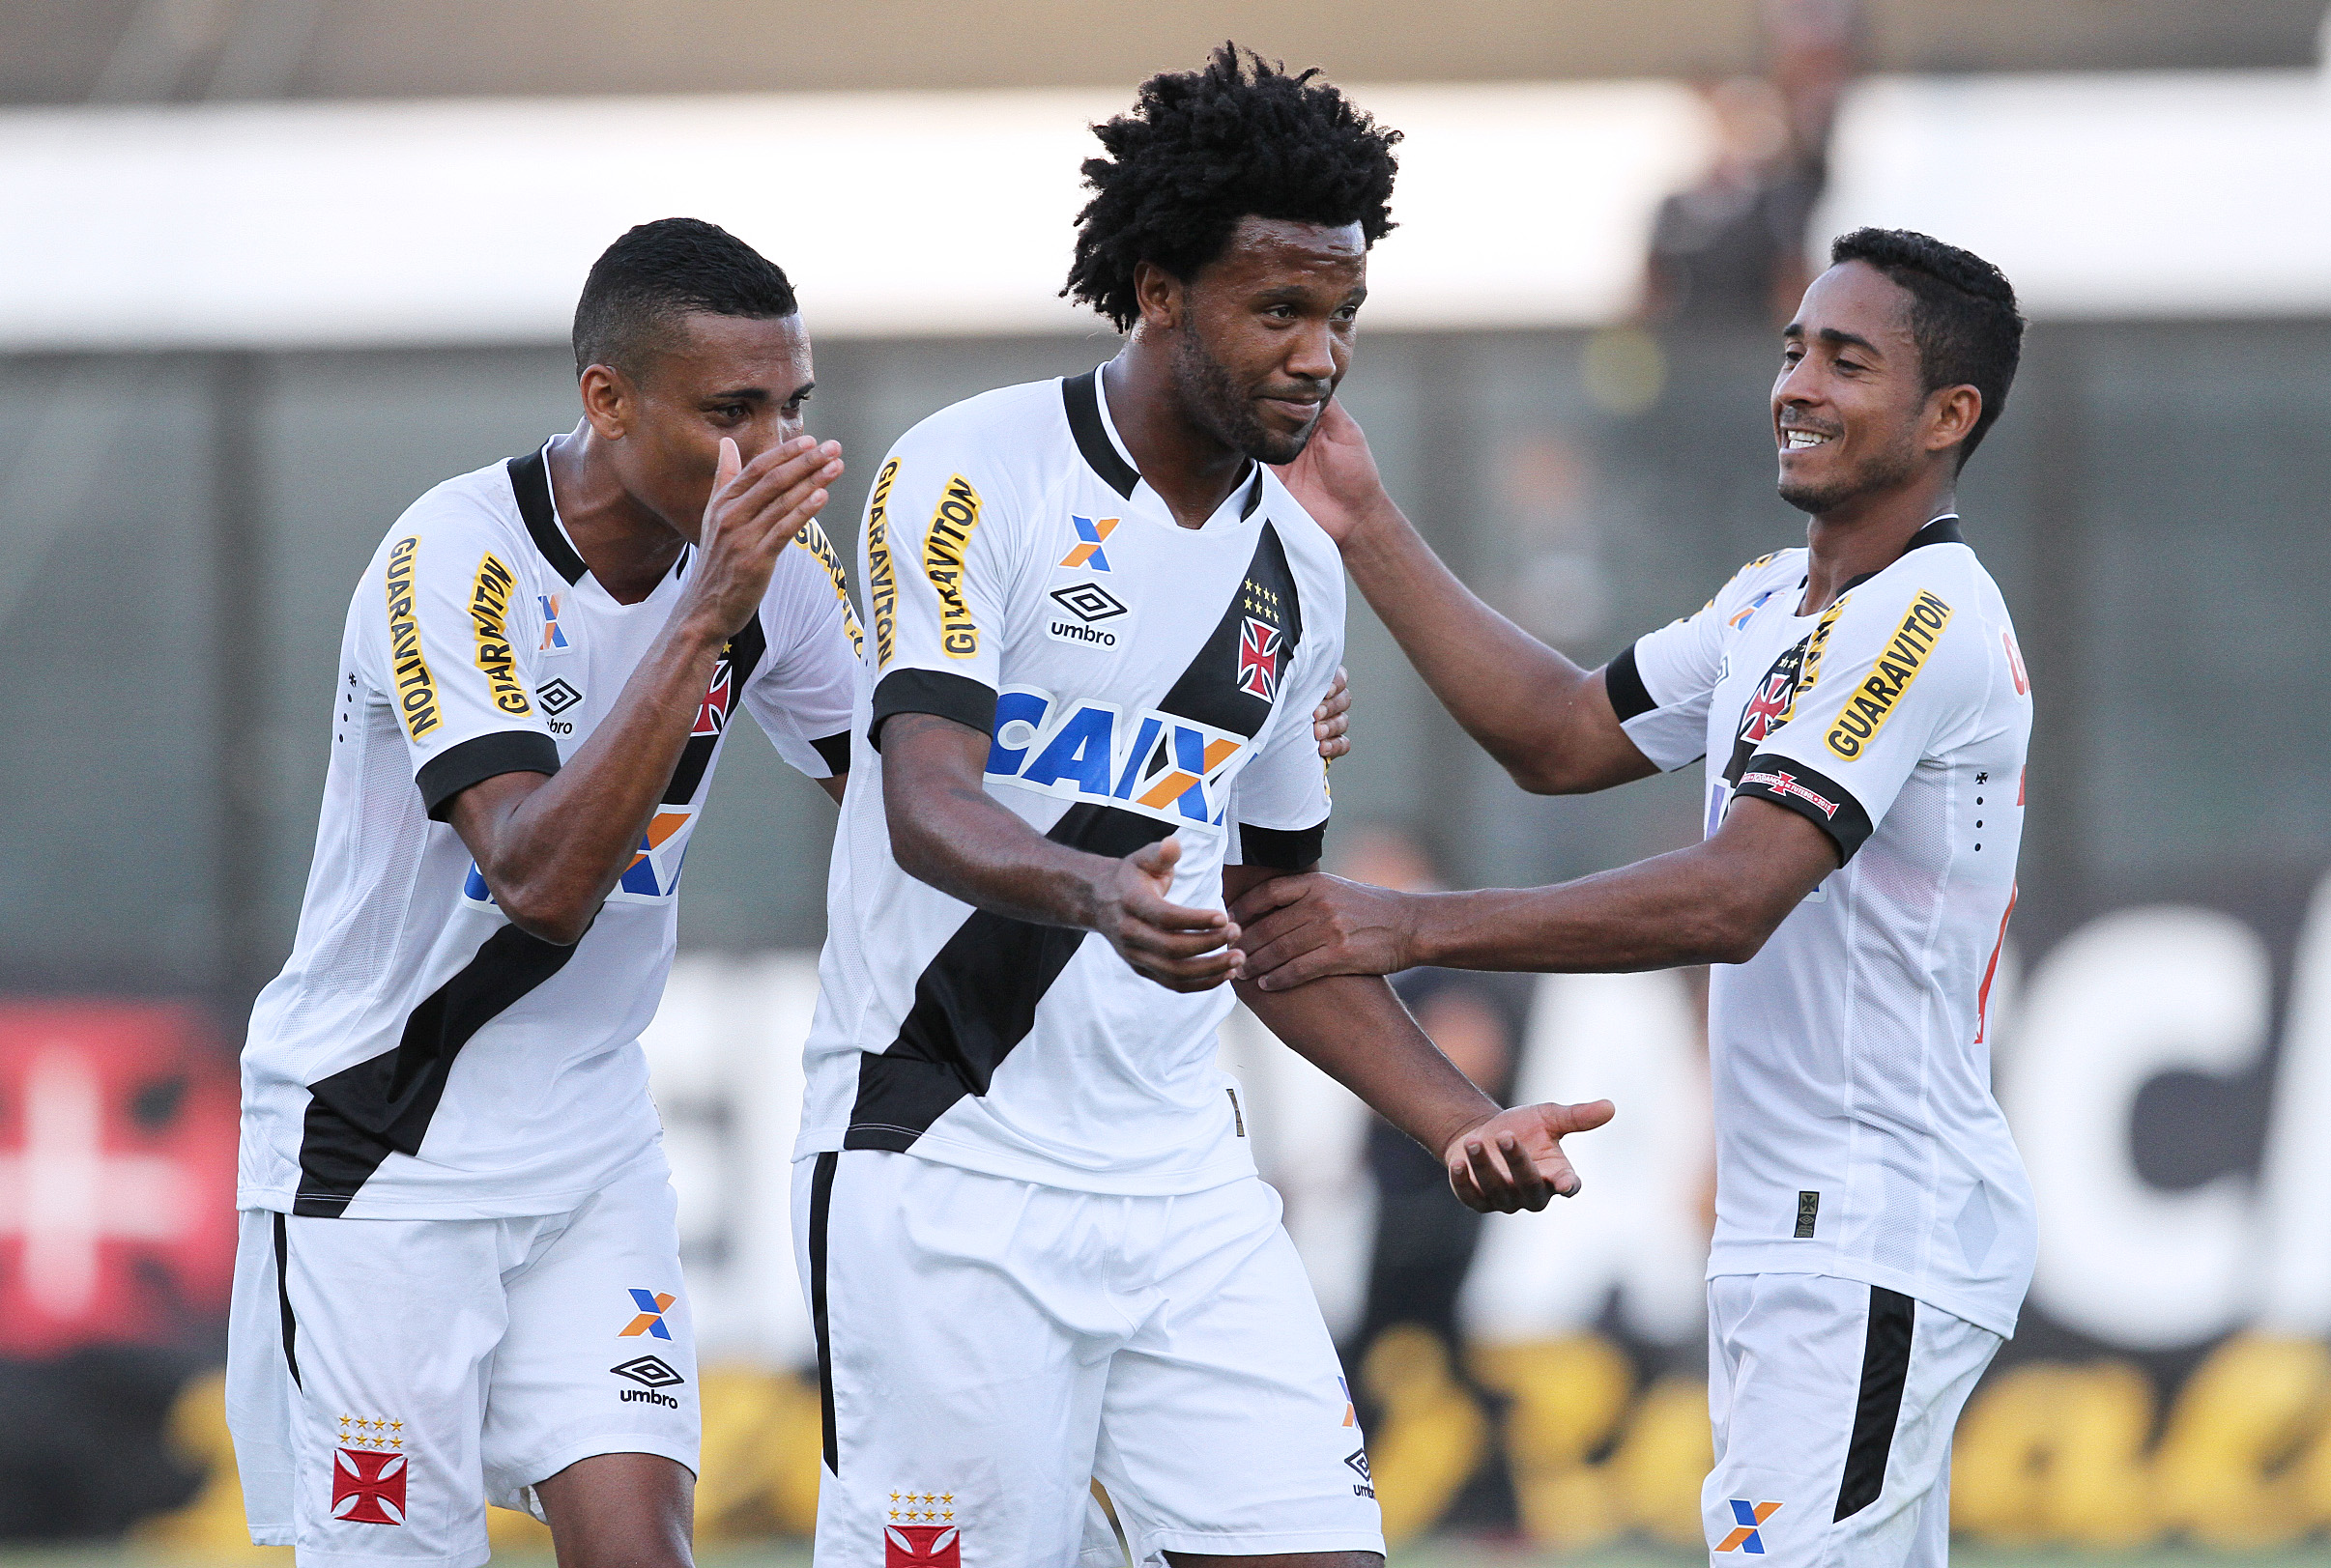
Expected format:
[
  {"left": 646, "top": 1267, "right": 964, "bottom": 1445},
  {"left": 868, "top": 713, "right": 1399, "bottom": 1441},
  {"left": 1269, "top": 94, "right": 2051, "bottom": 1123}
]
[{"left": 6, "top": 0, "right": 2331, "bottom": 1561}]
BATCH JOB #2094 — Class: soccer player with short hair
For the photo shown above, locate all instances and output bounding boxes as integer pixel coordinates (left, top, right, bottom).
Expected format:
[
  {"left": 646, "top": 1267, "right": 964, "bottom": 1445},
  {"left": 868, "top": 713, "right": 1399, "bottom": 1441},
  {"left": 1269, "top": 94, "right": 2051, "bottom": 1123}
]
[
  {"left": 795, "top": 48, "right": 1609, "bottom": 1568},
  {"left": 226, "top": 218, "right": 858, "bottom": 1568},
  {"left": 1237, "top": 229, "right": 2035, "bottom": 1568}
]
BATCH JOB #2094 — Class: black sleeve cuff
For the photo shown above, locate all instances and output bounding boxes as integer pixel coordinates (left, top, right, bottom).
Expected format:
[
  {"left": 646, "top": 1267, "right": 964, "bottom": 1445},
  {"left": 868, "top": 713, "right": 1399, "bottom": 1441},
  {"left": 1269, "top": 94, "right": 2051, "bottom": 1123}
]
[
  {"left": 417, "top": 731, "right": 561, "bottom": 821},
  {"left": 1238, "top": 820, "right": 1325, "bottom": 871},
  {"left": 868, "top": 669, "right": 997, "bottom": 753},
  {"left": 810, "top": 730, "right": 853, "bottom": 777},
  {"left": 1604, "top": 641, "right": 1655, "bottom": 723},
  {"left": 1732, "top": 753, "right": 1874, "bottom": 863}
]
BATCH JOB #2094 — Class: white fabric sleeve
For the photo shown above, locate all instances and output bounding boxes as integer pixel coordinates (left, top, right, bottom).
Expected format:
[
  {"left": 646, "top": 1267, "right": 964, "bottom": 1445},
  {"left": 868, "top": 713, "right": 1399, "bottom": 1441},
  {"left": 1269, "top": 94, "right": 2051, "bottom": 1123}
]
[
  {"left": 1607, "top": 555, "right": 1783, "bottom": 770},
  {"left": 1223, "top": 624, "right": 1340, "bottom": 871},
  {"left": 357, "top": 507, "right": 559, "bottom": 820},
  {"left": 1734, "top": 581, "right": 1979, "bottom": 862},
  {"left": 738, "top": 518, "right": 863, "bottom": 780},
  {"left": 857, "top": 441, "right": 1018, "bottom": 749}
]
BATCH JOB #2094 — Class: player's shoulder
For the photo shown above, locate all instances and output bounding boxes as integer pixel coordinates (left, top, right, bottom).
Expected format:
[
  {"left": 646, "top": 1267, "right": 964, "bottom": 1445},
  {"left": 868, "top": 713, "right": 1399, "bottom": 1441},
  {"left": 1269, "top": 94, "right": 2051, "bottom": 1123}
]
[
  {"left": 1722, "top": 546, "right": 1807, "bottom": 600},
  {"left": 885, "top": 378, "right": 1066, "bottom": 472},
  {"left": 1255, "top": 470, "right": 1344, "bottom": 578},
  {"left": 364, "top": 456, "right": 528, "bottom": 578}
]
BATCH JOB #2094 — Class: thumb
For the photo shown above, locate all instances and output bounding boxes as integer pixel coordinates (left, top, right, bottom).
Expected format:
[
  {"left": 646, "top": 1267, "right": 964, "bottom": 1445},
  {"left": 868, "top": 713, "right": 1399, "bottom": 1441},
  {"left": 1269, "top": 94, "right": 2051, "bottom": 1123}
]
[
  {"left": 1132, "top": 833, "right": 1183, "bottom": 888},
  {"left": 1551, "top": 1098, "right": 1617, "bottom": 1134},
  {"left": 713, "top": 436, "right": 742, "bottom": 494}
]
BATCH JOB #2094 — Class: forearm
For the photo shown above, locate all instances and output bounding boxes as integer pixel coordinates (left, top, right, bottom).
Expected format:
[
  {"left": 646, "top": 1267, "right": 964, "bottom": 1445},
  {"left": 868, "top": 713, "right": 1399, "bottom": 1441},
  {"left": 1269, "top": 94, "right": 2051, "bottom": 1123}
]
[
  {"left": 1236, "top": 975, "right": 1499, "bottom": 1157},
  {"left": 1406, "top": 843, "right": 1793, "bottom": 973},
  {"left": 1339, "top": 499, "right": 1597, "bottom": 783},
  {"left": 891, "top": 781, "right": 1118, "bottom": 929},
  {"left": 476, "top": 613, "right": 728, "bottom": 932}
]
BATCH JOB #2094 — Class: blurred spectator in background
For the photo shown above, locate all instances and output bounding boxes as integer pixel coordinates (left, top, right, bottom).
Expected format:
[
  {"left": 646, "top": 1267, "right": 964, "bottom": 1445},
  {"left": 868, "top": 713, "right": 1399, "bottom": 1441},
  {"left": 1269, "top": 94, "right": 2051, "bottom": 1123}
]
[
  {"left": 1335, "top": 824, "right": 1537, "bottom": 1534},
  {"left": 1642, "top": 0, "right": 1862, "bottom": 326}
]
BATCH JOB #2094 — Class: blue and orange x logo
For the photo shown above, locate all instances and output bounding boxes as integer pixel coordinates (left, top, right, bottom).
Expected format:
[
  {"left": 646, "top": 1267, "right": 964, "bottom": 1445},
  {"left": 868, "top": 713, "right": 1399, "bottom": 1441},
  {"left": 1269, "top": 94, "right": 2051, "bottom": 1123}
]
[
  {"left": 1059, "top": 516, "right": 1118, "bottom": 572},
  {"left": 1717, "top": 1499, "right": 1781, "bottom": 1553},
  {"left": 620, "top": 1289, "right": 676, "bottom": 1339}
]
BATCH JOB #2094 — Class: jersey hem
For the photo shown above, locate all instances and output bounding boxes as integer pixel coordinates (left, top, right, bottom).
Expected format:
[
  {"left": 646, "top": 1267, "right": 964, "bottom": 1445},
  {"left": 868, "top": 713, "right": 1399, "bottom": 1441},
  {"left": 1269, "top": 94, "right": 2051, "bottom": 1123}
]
[
  {"left": 1705, "top": 1249, "right": 2022, "bottom": 1339},
  {"left": 1137, "top": 1527, "right": 1387, "bottom": 1558},
  {"left": 236, "top": 1148, "right": 669, "bottom": 1220},
  {"left": 792, "top": 1124, "right": 1257, "bottom": 1196}
]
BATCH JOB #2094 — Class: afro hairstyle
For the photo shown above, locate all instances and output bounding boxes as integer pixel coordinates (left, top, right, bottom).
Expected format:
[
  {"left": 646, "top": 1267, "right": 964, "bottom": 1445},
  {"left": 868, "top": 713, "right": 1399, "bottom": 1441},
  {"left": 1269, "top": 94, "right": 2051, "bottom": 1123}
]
[
  {"left": 573, "top": 217, "right": 797, "bottom": 380},
  {"left": 1828, "top": 227, "right": 2025, "bottom": 466},
  {"left": 1064, "top": 43, "right": 1400, "bottom": 332}
]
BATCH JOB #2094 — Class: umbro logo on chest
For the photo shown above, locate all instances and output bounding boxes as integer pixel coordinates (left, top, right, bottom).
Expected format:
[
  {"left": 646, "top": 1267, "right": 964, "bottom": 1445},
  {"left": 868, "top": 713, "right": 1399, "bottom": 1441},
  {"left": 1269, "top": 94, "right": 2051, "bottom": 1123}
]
[{"left": 1048, "top": 582, "right": 1128, "bottom": 647}]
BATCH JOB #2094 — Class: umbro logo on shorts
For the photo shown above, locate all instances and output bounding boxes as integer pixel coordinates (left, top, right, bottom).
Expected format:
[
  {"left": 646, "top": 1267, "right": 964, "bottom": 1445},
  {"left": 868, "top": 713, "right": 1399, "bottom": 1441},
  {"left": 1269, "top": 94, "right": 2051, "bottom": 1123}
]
[{"left": 611, "top": 1354, "right": 685, "bottom": 1389}]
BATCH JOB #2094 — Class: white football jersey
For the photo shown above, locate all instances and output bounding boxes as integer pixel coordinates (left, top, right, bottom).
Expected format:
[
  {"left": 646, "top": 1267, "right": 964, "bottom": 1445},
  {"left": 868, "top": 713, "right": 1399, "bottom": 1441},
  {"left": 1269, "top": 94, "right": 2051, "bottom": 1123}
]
[
  {"left": 1613, "top": 517, "right": 2036, "bottom": 1336},
  {"left": 239, "top": 442, "right": 860, "bottom": 1219},
  {"left": 797, "top": 369, "right": 1343, "bottom": 1194}
]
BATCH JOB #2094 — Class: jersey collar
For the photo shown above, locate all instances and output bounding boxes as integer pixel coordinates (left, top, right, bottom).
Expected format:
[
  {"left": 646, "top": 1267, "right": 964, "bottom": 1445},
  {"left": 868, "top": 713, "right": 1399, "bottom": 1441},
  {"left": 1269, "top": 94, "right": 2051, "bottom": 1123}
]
[
  {"left": 1063, "top": 368, "right": 1263, "bottom": 527},
  {"left": 507, "top": 443, "right": 589, "bottom": 584},
  {"left": 1833, "top": 512, "right": 1966, "bottom": 595}
]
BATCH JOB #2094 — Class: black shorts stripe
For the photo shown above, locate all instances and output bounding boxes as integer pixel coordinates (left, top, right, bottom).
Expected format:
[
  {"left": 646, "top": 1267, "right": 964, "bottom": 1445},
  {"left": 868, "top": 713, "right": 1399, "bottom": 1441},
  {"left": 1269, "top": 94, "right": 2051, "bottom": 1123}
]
[
  {"left": 1834, "top": 1285, "right": 1916, "bottom": 1522},
  {"left": 807, "top": 1151, "right": 839, "bottom": 1476},
  {"left": 1604, "top": 641, "right": 1655, "bottom": 723},
  {"left": 293, "top": 925, "right": 579, "bottom": 1216},
  {"left": 506, "top": 445, "right": 589, "bottom": 585},
  {"left": 273, "top": 1212, "right": 302, "bottom": 1389}
]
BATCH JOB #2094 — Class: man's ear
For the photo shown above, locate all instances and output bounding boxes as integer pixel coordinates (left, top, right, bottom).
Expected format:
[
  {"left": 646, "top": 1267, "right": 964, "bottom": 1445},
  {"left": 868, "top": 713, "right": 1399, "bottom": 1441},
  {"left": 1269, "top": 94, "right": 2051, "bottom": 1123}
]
[
  {"left": 1132, "top": 260, "right": 1185, "bottom": 333},
  {"left": 1924, "top": 384, "right": 1982, "bottom": 455},
  {"left": 578, "top": 363, "right": 631, "bottom": 441}
]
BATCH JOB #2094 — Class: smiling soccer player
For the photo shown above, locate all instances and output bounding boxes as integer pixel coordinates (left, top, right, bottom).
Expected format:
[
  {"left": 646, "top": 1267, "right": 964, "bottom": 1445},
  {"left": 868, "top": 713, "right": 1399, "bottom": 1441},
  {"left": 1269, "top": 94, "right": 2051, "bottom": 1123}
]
[
  {"left": 1237, "top": 229, "right": 2035, "bottom": 1568},
  {"left": 791, "top": 47, "right": 1607, "bottom": 1568}
]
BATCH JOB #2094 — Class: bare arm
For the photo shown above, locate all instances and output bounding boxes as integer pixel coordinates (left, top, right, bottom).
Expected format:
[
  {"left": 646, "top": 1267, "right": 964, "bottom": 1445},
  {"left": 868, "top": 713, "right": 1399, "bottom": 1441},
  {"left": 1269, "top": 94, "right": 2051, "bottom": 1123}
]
[
  {"left": 1274, "top": 402, "right": 1654, "bottom": 794},
  {"left": 446, "top": 436, "right": 844, "bottom": 944},
  {"left": 878, "top": 712, "right": 1245, "bottom": 993},
  {"left": 1223, "top": 864, "right": 1613, "bottom": 1212},
  {"left": 1233, "top": 796, "right": 1839, "bottom": 989}
]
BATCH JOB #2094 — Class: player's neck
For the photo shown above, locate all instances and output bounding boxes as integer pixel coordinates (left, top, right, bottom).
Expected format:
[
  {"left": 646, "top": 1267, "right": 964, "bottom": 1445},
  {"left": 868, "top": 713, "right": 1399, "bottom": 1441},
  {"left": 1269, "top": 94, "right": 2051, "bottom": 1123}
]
[
  {"left": 1101, "top": 349, "right": 1252, "bottom": 530},
  {"left": 1799, "top": 473, "right": 1958, "bottom": 613},
  {"left": 545, "top": 427, "right": 690, "bottom": 605}
]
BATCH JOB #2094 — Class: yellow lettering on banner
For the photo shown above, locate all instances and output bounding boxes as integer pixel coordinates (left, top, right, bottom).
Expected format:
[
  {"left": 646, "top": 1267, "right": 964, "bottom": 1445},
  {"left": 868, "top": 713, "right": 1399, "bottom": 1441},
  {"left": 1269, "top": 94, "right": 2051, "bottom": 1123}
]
[
  {"left": 468, "top": 552, "right": 532, "bottom": 717},
  {"left": 1826, "top": 589, "right": 1952, "bottom": 759},
  {"left": 2152, "top": 1333, "right": 2331, "bottom": 1548},
  {"left": 1471, "top": 1335, "right": 1632, "bottom": 1549},
  {"left": 866, "top": 458, "right": 900, "bottom": 667},
  {"left": 792, "top": 518, "right": 864, "bottom": 660},
  {"left": 922, "top": 473, "right": 983, "bottom": 659},
  {"left": 1360, "top": 1326, "right": 1488, "bottom": 1544},
  {"left": 1950, "top": 1359, "right": 2157, "bottom": 1548},
  {"left": 384, "top": 535, "right": 441, "bottom": 739},
  {"left": 1798, "top": 591, "right": 1851, "bottom": 692}
]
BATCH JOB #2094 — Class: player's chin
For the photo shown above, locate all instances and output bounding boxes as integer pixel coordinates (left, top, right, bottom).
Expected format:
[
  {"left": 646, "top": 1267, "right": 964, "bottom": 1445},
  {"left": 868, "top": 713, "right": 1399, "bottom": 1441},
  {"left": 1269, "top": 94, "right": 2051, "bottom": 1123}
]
[{"left": 1241, "top": 413, "right": 1320, "bottom": 466}]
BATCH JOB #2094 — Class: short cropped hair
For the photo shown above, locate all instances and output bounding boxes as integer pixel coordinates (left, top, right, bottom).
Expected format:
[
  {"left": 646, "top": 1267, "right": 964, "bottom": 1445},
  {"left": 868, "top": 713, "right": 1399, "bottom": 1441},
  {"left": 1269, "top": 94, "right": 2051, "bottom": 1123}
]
[
  {"left": 1065, "top": 43, "right": 1401, "bottom": 331},
  {"left": 1829, "top": 227, "right": 2025, "bottom": 465},
  {"left": 572, "top": 217, "right": 797, "bottom": 379}
]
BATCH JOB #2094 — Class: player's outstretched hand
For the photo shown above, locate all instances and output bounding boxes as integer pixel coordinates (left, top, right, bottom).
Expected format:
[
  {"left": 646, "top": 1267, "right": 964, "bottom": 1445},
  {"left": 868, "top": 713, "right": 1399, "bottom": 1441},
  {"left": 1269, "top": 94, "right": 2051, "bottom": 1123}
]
[
  {"left": 1271, "top": 400, "right": 1390, "bottom": 548},
  {"left": 1093, "top": 834, "right": 1243, "bottom": 994},
  {"left": 1228, "top": 872, "right": 1413, "bottom": 990},
  {"left": 1312, "top": 665, "right": 1351, "bottom": 761},
  {"left": 1443, "top": 1099, "right": 1616, "bottom": 1212},
  {"left": 683, "top": 435, "right": 845, "bottom": 638}
]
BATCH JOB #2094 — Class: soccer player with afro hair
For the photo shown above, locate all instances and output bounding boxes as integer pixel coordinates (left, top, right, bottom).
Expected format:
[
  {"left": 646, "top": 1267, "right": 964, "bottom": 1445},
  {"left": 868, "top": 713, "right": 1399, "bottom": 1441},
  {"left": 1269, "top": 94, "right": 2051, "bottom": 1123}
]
[{"left": 792, "top": 44, "right": 1609, "bottom": 1568}]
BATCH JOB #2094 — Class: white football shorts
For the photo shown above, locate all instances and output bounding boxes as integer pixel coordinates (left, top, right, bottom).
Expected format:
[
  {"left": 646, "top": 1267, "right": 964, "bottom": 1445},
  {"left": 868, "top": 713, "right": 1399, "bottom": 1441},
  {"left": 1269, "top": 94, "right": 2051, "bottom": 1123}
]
[
  {"left": 794, "top": 1150, "right": 1384, "bottom": 1567},
  {"left": 1704, "top": 1272, "right": 2002, "bottom": 1568},
  {"left": 225, "top": 1161, "right": 698, "bottom": 1568}
]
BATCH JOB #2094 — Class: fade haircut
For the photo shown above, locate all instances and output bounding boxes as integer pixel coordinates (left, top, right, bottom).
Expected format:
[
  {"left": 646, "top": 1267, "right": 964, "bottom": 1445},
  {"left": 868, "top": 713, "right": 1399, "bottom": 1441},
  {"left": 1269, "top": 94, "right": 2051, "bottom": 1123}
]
[
  {"left": 1065, "top": 43, "right": 1401, "bottom": 332},
  {"left": 1829, "top": 227, "right": 2025, "bottom": 466},
  {"left": 572, "top": 217, "right": 797, "bottom": 380}
]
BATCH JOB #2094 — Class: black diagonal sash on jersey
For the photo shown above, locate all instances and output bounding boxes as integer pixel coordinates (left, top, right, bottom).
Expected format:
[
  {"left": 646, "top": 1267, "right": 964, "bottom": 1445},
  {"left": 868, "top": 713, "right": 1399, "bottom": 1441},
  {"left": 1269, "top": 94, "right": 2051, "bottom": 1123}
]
[
  {"left": 293, "top": 926, "right": 578, "bottom": 1215},
  {"left": 844, "top": 523, "right": 1305, "bottom": 1150}
]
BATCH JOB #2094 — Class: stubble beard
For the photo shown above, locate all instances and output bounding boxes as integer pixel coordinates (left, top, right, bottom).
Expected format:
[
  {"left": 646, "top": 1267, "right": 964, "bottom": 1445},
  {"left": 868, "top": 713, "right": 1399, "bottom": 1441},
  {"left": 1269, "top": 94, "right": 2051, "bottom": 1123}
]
[
  {"left": 1171, "top": 328, "right": 1313, "bottom": 466},
  {"left": 1776, "top": 423, "right": 1923, "bottom": 516}
]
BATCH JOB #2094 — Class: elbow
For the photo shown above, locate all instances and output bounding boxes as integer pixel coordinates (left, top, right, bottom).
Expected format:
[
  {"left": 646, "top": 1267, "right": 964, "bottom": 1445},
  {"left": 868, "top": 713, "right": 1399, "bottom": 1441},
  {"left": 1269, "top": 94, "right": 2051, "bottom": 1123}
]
[
  {"left": 1697, "top": 892, "right": 1786, "bottom": 966},
  {"left": 490, "top": 877, "right": 594, "bottom": 947},
  {"left": 1493, "top": 748, "right": 1580, "bottom": 797}
]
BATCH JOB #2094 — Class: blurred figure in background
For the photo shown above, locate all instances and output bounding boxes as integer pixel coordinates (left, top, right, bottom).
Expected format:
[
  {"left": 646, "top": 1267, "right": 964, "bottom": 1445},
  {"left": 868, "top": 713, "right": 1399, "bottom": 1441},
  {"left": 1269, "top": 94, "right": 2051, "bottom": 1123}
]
[
  {"left": 1337, "top": 824, "right": 1534, "bottom": 1534},
  {"left": 1642, "top": 0, "right": 1862, "bottom": 327}
]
